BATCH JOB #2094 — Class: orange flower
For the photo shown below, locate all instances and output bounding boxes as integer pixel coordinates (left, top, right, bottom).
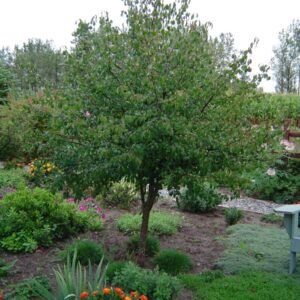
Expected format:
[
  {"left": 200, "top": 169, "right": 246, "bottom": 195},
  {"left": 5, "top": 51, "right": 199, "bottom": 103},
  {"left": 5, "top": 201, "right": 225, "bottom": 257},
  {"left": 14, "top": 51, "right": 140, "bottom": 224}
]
[
  {"left": 119, "top": 293, "right": 126, "bottom": 299},
  {"left": 124, "top": 297, "right": 132, "bottom": 300},
  {"left": 103, "top": 287, "right": 111, "bottom": 295},
  {"left": 80, "top": 291, "right": 89, "bottom": 299},
  {"left": 92, "top": 290, "right": 99, "bottom": 297},
  {"left": 115, "top": 287, "right": 123, "bottom": 295},
  {"left": 139, "top": 295, "right": 148, "bottom": 300}
]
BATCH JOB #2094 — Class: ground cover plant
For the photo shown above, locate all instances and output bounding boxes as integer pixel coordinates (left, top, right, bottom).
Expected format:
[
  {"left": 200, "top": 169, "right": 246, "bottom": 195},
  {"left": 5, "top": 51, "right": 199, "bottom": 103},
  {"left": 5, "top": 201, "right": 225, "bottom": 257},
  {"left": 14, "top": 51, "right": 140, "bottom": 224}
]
[
  {"left": 0, "top": 188, "right": 103, "bottom": 252},
  {"left": 117, "top": 212, "right": 182, "bottom": 235},
  {"left": 224, "top": 207, "right": 243, "bottom": 225},
  {"left": 261, "top": 213, "right": 283, "bottom": 224},
  {"left": 127, "top": 235, "right": 160, "bottom": 257},
  {"left": 216, "top": 223, "right": 300, "bottom": 278},
  {"left": 0, "top": 168, "right": 26, "bottom": 190},
  {"left": 180, "top": 271, "right": 300, "bottom": 300}
]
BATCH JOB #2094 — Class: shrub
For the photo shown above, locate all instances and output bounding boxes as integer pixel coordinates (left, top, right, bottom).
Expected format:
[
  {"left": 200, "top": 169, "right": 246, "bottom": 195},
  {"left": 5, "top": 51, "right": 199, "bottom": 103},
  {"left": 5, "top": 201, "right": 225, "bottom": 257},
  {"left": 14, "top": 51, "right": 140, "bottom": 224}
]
[
  {"left": 99, "top": 178, "right": 138, "bottom": 209},
  {"left": 225, "top": 207, "right": 243, "bottom": 225},
  {"left": 106, "top": 261, "right": 127, "bottom": 283},
  {"left": 0, "top": 188, "right": 102, "bottom": 252},
  {"left": 261, "top": 213, "right": 283, "bottom": 224},
  {"left": 117, "top": 212, "right": 182, "bottom": 235},
  {"left": 154, "top": 249, "right": 192, "bottom": 275},
  {"left": 127, "top": 235, "right": 160, "bottom": 257},
  {"left": 175, "top": 182, "right": 225, "bottom": 213},
  {"left": 61, "top": 239, "right": 106, "bottom": 265},
  {"left": 112, "top": 262, "right": 181, "bottom": 300},
  {"left": 0, "top": 168, "right": 26, "bottom": 189}
]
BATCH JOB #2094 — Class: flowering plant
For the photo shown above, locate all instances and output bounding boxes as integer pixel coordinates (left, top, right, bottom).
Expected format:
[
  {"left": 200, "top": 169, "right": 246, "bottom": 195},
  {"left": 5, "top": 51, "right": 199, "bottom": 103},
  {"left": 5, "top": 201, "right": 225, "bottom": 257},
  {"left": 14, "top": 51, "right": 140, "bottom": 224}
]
[{"left": 78, "top": 287, "right": 148, "bottom": 300}]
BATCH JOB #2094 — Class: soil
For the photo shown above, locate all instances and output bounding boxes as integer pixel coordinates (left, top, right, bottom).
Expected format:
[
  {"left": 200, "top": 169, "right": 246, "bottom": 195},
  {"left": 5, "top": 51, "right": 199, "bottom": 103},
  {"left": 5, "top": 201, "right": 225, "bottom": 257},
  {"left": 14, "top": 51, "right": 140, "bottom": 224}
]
[{"left": 0, "top": 197, "right": 283, "bottom": 299}]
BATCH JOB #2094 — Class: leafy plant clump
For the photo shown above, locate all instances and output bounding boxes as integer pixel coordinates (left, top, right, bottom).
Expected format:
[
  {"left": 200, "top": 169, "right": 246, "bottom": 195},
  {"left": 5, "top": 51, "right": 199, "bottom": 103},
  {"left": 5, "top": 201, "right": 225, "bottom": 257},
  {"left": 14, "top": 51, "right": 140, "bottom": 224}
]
[
  {"left": 225, "top": 207, "right": 243, "bottom": 225},
  {"left": 112, "top": 262, "right": 181, "bottom": 300},
  {"left": 117, "top": 212, "right": 182, "bottom": 235},
  {"left": 0, "top": 188, "right": 102, "bottom": 252},
  {"left": 127, "top": 235, "right": 160, "bottom": 257},
  {"left": 0, "top": 168, "right": 26, "bottom": 190},
  {"left": 154, "top": 249, "right": 193, "bottom": 275},
  {"left": 99, "top": 178, "right": 138, "bottom": 209},
  {"left": 106, "top": 261, "right": 127, "bottom": 283},
  {"left": 0, "top": 258, "right": 16, "bottom": 278},
  {"left": 60, "top": 239, "right": 106, "bottom": 265},
  {"left": 175, "top": 182, "right": 226, "bottom": 213},
  {"left": 261, "top": 213, "right": 283, "bottom": 224}
]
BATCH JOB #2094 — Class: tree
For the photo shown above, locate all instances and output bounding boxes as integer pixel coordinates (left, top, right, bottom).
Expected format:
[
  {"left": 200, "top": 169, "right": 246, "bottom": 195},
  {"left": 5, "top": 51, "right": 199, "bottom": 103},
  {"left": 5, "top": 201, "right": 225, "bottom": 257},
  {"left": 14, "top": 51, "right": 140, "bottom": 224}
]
[
  {"left": 272, "top": 20, "right": 300, "bottom": 93},
  {"left": 51, "top": 0, "right": 269, "bottom": 261},
  {"left": 13, "top": 39, "right": 65, "bottom": 92}
]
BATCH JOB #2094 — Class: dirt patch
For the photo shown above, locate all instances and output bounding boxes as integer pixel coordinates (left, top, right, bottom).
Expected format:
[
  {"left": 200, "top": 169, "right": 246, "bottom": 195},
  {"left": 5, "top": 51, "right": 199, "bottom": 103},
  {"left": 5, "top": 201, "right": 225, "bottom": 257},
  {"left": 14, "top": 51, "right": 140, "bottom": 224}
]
[{"left": 0, "top": 198, "right": 280, "bottom": 296}]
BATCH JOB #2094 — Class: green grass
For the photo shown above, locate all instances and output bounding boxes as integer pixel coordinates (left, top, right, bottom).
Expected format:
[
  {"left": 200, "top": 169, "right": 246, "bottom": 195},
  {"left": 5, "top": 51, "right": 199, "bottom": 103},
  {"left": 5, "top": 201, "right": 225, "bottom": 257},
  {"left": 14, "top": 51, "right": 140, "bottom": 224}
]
[
  {"left": 261, "top": 213, "right": 283, "bottom": 224},
  {"left": 0, "top": 168, "right": 26, "bottom": 189},
  {"left": 180, "top": 271, "right": 300, "bottom": 300},
  {"left": 216, "top": 224, "right": 300, "bottom": 278},
  {"left": 117, "top": 211, "right": 182, "bottom": 235}
]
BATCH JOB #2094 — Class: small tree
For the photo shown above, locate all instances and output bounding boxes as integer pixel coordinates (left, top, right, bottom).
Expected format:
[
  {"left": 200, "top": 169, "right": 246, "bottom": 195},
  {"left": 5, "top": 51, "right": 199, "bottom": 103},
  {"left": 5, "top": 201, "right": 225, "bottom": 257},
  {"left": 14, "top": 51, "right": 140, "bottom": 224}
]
[{"left": 51, "top": 0, "right": 269, "bottom": 261}]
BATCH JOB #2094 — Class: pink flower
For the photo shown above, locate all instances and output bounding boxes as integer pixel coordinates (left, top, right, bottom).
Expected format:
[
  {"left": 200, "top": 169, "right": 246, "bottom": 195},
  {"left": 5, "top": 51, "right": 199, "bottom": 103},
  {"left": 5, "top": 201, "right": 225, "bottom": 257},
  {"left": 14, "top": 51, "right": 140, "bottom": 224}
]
[
  {"left": 96, "top": 207, "right": 102, "bottom": 213},
  {"left": 280, "top": 139, "right": 295, "bottom": 151},
  {"left": 101, "top": 213, "right": 106, "bottom": 219},
  {"left": 84, "top": 111, "right": 91, "bottom": 118},
  {"left": 79, "top": 204, "right": 87, "bottom": 211},
  {"left": 84, "top": 196, "right": 93, "bottom": 203},
  {"left": 67, "top": 197, "right": 75, "bottom": 203}
]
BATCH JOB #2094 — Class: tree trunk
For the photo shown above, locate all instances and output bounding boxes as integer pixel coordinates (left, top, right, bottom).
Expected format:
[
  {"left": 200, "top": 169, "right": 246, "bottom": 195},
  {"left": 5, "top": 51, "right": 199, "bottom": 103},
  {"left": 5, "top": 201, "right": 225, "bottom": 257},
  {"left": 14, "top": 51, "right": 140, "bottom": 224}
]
[{"left": 137, "top": 180, "right": 158, "bottom": 265}]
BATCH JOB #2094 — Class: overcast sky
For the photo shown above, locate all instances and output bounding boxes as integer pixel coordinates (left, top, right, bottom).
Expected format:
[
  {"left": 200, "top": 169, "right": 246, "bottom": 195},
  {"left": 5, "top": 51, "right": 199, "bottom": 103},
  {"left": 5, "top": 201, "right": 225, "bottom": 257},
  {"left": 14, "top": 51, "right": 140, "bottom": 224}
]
[{"left": 1, "top": 0, "right": 300, "bottom": 92}]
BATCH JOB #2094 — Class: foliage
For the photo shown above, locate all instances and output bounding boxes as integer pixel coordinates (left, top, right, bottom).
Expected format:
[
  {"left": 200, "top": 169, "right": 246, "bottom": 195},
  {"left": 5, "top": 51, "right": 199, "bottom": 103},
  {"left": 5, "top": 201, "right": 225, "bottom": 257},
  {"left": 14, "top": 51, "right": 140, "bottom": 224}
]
[
  {"left": 60, "top": 239, "right": 106, "bottom": 266},
  {"left": 0, "top": 258, "right": 16, "bottom": 278},
  {"left": 112, "top": 262, "right": 181, "bottom": 300},
  {"left": 180, "top": 271, "right": 300, "bottom": 300},
  {"left": 245, "top": 158, "right": 300, "bottom": 203},
  {"left": 154, "top": 249, "right": 192, "bottom": 275},
  {"left": 0, "top": 168, "right": 26, "bottom": 189},
  {"left": 50, "top": 0, "right": 270, "bottom": 258},
  {"left": 117, "top": 212, "right": 182, "bottom": 235},
  {"left": 0, "top": 188, "right": 99, "bottom": 252},
  {"left": 127, "top": 235, "right": 160, "bottom": 257},
  {"left": 105, "top": 261, "right": 127, "bottom": 283},
  {"left": 6, "top": 276, "right": 51, "bottom": 300},
  {"left": 216, "top": 224, "right": 300, "bottom": 278},
  {"left": 224, "top": 207, "right": 243, "bottom": 225},
  {"left": 0, "top": 97, "right": 54, "bottom": 161},
  {"left": 261, "top": 213, "right": 283, "bottom": 224},
  {"left": 271, "top": 20, "right": 300, "bottom": 93},
  {"left": 34, "top": 252, "right": 108, "bottom": 300},
  {"left": 99, "top": 178, "right": 138, "bottom": 209},
  {"left": 175, "top": 181, "right": 226, "bottom": 213}
]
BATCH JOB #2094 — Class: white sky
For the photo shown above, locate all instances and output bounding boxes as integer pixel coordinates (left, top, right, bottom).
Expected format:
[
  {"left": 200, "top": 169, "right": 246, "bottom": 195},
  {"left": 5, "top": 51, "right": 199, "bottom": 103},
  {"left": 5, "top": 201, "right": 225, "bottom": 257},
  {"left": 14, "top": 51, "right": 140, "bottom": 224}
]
[{"left": 1, "top": 0, "right": 300, "bottom": 92}]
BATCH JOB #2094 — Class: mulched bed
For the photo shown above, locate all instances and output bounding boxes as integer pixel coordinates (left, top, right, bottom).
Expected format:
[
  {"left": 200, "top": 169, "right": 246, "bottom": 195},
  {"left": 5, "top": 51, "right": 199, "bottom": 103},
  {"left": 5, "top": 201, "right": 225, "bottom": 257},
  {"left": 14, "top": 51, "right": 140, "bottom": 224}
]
[{"left": 0, "top": 197, "right": 282, "bottom": 298}]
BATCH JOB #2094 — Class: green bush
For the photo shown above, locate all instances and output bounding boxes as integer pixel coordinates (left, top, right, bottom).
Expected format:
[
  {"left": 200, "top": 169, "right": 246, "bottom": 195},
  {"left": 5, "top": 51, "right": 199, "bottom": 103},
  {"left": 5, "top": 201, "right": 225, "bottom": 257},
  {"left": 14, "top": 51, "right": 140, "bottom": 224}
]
[
  {"left": 225, "top": 207, "right": 243, "bottom": 225},
  {"left": 61, "top": 239, "right": 106, "bottom": 265},
  {"left": 99, "top": 178, "right": 138, "bottom": 209},
  {"left": 127, "top": 235, "right": 160, "bottom": 257},
  {"left": 117, "top": 212, "right": 182, "bottom": 235},
  {"left": 0, "top": 168, "right": 26, "bottom": 189},
  {"left": 112, "top": 262, "right": 181, "bottom": 300},
  {"left": 175, "top": 182, "right": 225, "bottom": 213},
  {"left": 154, "top": 249, "right": 192, "bottom": 275},
  {"left": 261, "top": 213, "right": 283, "bottom": 224},
  {"left": 106, "top": 261, "right": 127, "bottom": 283},
  {"left": 0, "top": 188, "right": 100, "bottom": 252}
]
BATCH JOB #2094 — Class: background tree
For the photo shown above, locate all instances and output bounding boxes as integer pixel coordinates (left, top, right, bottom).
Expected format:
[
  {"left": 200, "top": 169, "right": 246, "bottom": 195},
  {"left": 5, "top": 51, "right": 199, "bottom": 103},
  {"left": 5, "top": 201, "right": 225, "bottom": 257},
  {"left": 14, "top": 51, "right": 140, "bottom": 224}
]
[
  {"left": 272, "top": 20, "right": 300, "bottom": 93},
  {"left": 50, "top": 0, "right": 269, "bottom": 261}
]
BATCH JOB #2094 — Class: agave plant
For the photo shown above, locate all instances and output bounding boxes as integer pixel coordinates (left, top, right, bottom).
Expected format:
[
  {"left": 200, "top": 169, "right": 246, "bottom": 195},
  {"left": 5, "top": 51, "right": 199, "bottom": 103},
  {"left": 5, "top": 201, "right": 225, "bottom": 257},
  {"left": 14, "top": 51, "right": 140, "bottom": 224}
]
[{"left": 35, "top": 251, "right": 108, "bottom": 299}]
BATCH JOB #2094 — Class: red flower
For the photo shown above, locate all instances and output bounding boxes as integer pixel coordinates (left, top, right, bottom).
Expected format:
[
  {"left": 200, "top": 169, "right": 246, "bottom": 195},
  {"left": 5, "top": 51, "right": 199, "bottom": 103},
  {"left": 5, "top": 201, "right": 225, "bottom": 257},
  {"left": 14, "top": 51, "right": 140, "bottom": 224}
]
[{"left": 80, "top": 291, "right": 89, "bottom": 299}]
